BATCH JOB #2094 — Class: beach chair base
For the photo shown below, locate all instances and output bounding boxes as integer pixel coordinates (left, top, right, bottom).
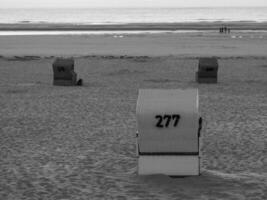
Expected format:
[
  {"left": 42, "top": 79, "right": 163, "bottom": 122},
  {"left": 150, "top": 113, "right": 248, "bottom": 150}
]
[
  {"left": 53, "top": 79, "right": 77, "bottom": 86},
  {"left": 138, "top": 155, "right": 200, "bottom": 176},
  {"left": 197, "top": 78, "right": 217, "bottom": 83},
  {"left": 196, "top": 72, "right": 217, "bottom": 83}
]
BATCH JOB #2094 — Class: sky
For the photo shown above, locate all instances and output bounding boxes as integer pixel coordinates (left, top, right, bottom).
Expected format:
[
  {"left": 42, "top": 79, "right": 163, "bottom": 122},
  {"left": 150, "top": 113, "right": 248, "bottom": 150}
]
[{"left": 1, "top": 0, "right": 267, "bottom": 8}]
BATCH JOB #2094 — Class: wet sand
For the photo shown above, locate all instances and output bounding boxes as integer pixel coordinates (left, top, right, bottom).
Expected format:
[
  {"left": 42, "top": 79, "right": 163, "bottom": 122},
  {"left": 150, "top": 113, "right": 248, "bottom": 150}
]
[
  {"left": 1, "top": 21, "right": 267, "bottom": 31},
  {"left": 0, "top": 31, "right": 267, "bottom": 57}
]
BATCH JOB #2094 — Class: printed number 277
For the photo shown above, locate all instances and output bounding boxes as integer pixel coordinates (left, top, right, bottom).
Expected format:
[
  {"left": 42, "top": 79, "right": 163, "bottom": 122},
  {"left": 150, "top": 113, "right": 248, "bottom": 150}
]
[{"left": 155, "top": 114, "right": 180, "bottom": 128}]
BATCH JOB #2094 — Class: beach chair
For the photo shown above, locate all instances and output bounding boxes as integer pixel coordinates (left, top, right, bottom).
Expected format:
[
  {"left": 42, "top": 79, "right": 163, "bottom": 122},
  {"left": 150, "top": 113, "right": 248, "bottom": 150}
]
[
  {"left": 52, "top": 58, "right": 78, "bottom": 86},
  {"left": 196, "top": 57, "right": 218, "bottom": 83},
  {"left": 136, "top": 89, "right": 201, "bottom": 176}
]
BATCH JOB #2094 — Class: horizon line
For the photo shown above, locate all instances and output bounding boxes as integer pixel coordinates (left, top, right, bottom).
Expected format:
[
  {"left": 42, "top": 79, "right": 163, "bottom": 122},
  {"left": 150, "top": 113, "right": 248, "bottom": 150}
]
[{"left": 1, "top": 6, "right": 267, "bottom": 9}]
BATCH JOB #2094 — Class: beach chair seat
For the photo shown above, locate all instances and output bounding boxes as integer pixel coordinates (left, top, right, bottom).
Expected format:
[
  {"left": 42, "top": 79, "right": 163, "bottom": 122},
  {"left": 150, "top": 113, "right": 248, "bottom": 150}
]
[
  {"left": 197, "top": 71, "right": 217, "bottom": 78},
  {"left": 136, "top": 89, "right": 201, "bottom": 176}
]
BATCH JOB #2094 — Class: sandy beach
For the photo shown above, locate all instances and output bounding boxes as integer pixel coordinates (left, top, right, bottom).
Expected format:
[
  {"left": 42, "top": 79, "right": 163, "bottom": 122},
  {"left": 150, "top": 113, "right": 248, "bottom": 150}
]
[{"left": 0, "top": 24, "right": 267, "bottom": 199}]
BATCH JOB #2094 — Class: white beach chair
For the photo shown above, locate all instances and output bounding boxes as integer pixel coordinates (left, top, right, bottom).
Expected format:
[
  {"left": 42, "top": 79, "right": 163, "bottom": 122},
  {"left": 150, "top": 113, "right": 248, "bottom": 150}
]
[{"left": 136, "top": 89, "right": 201, "bottom": 176}]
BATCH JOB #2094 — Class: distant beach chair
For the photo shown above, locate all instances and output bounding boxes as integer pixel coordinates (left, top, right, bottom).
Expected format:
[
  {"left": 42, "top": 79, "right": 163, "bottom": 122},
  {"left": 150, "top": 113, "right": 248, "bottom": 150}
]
[
  {"left": 196, "top": 57, "right": 218, "bottom": 83},
  {"left": 136, "top": 89, "right": 202, "bottom": 176},
  {"left": 52, "top": 58, "right": 82, "bottom": 86}
]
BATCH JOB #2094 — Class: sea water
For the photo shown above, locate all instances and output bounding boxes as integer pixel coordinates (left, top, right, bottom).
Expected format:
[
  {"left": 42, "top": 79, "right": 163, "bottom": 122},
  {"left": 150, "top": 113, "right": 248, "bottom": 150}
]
[
  {"left": 0, "top": 7, "right": 267, "bottom": 24},
  {"left": 1, "top": 7, "right": 267, "bottom": 35}
]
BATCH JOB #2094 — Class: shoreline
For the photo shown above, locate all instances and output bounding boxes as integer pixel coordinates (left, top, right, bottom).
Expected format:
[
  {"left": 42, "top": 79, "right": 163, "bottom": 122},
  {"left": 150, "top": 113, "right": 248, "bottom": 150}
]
[
  {"left": 1, "top": 55, "right": 267, "bottom": 61},
  {"left": 1, "top": 21, "right": 267, "bottom": 31}
]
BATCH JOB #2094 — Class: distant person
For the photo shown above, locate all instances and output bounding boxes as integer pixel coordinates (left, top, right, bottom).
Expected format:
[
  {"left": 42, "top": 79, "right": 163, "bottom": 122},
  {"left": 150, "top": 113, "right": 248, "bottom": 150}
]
[
  {"left": 224, "top": 26, "right": 227, "bottom": 34},
  {"left": 221, "top": 26, "right": 224, "bottom": 33},
  {"left": 228, "top": 28, "right": 231, "bottom": 34}
]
